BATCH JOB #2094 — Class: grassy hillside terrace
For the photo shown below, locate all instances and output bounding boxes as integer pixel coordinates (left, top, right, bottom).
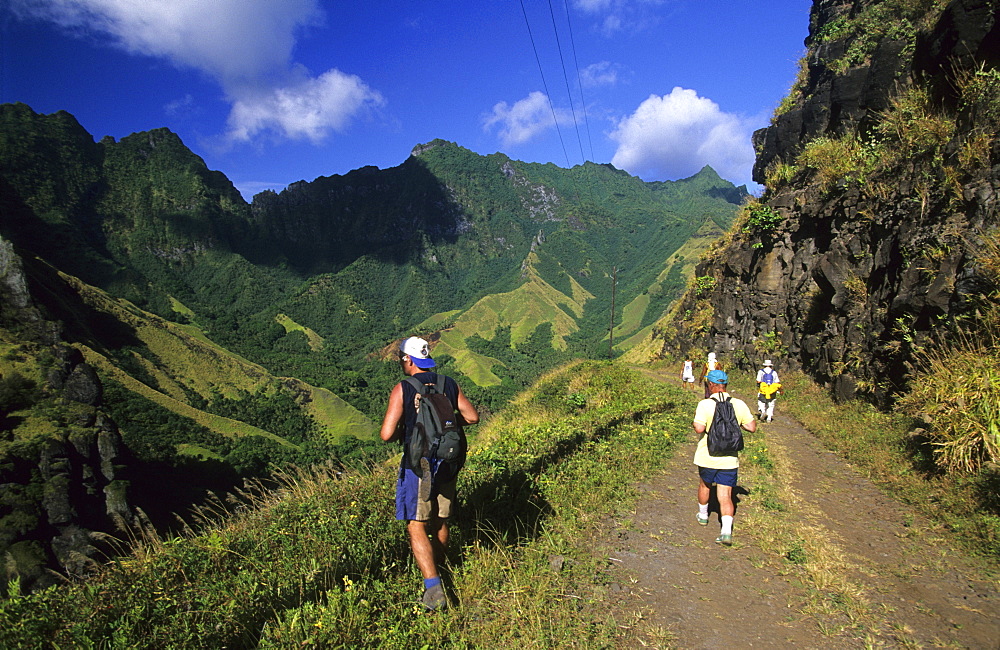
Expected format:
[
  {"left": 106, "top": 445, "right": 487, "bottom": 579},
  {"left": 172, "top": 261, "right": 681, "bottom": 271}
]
[
  {"left": 0, "top": 362, "right": 689, "bottom": 647},
  {"left": 3, "top": 355, "right": 998, "bottom": 646}
]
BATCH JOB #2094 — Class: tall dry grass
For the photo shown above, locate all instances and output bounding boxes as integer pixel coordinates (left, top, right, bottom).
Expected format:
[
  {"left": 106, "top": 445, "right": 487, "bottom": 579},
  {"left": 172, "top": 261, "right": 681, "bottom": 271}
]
[{"left": 896, "top": 228, "right": 1000, "bottom": 474}]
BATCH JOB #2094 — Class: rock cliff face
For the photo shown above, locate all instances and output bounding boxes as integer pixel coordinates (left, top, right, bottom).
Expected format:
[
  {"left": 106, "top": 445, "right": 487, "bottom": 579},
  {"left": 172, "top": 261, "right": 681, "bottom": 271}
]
[
  {"left": 653, "top": 0, "right": 1000, "bottom": 403},
  {"left": 1, "top": 236, "right": 130, "bottom": 593}
]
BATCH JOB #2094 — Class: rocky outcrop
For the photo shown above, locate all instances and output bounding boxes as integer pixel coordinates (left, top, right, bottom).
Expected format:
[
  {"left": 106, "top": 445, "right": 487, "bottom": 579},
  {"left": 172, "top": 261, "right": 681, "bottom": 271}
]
[
  {"left": 656, "top": 0, "right": 1000, "bottom": 404},
  {"left": 1, "top": 236, "right": 131, "bottom": 593},
  {"left": 753, "top": 0, "right": 911, "bottom": 183}
]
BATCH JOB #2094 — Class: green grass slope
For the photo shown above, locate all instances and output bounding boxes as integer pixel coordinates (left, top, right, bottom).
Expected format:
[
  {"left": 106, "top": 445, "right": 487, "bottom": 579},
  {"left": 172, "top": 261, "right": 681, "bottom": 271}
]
[
  {"left": 422, "top": 251, "right": 594, "bottom": 386},
  {"left": 621, "top": 218, "right": 730, "bottom": 363},
  {"left": 0, "top": 362, "right": 689, "bottom": 647},
  {"left": 43, "top": 263, "right": 376, "bottom": 445}
]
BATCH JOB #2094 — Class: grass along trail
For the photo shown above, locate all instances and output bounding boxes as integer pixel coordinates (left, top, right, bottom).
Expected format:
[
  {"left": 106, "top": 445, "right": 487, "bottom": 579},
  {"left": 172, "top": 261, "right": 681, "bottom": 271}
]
[{"left": 606, "top": 369, "right": 1000, "bottom": 648}]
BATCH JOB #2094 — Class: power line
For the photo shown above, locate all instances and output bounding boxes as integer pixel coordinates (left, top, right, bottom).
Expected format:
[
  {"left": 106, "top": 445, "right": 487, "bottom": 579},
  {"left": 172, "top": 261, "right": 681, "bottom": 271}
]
[
  {"left": 562, "top": 0, "right": 595, "bottom": 162},
  {"left": 520, "top": 0, "right": 605, "bottom": 207},
  {"left": 547, "top": 0, "right": 586, "bottom": 164},
  {"left": 558, "top": 0, "right": 601, "bottom": 207},
  {"left": 519, "top": 0, "right": 571, "bottom": 168}
]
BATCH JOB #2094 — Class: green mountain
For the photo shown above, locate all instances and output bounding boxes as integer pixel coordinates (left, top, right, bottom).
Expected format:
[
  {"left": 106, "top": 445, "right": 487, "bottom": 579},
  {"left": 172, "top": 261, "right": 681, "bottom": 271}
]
[
  {"left": 0, "top": 102, "right": 745, "bottom": 589},
  {"left": 2, "top": 102, "right": 746, "bottom": 404}
]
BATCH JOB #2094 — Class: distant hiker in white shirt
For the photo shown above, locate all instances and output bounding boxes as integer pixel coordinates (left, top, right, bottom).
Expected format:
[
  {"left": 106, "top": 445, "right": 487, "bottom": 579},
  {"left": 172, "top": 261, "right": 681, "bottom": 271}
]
[
  {"left": 698, "top": 352, "right": 721, "bottom": 399},
  {"left": 680, "top": 358, "right": 695, "bottom": 389}
]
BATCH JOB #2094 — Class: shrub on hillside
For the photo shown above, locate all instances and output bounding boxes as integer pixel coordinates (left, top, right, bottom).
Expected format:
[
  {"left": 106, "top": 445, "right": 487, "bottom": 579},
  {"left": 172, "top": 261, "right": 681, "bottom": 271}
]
[
  {"left": 0, "top": 372, "right": 37, "bottom": 417},
  {"left": 897, "top": 343, "right": 1000, "bottom": 473},
  {"left": 896, "top": 229, "right": 1000, "bottom": 473}
]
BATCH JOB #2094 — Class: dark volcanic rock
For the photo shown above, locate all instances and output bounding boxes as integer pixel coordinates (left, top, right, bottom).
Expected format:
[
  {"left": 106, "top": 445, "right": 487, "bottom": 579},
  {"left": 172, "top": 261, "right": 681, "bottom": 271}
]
[
  {"left": 0, "top": 239, "right": 131, "bottom": 593},
  {"left": 63, "top": 363, "right": 102, "bottom": 406},
  {"left": 660, "top": 0, "right": 1000, "bottom": 404}
]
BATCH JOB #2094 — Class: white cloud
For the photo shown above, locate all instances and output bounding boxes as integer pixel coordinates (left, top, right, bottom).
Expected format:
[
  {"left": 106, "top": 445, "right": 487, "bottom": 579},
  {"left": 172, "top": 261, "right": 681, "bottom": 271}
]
[
  {"left": 12, "top": 0, "right": 382, "bottom": 144},
  {"left": 226, "top": 69, "right": 384, "bottom": 144},
  {"left": 482, "top": 91, "right": 571, "bottom": 148},
  {"left": 609, "top": 87, "right": 755, "bottom": 184},
  {"left": 580, "top": 61, "right": 621, "bottom": 88},
  {"left": 574, "top": 0, "right": 613, "bottom": 10},
  {"left": 571, "top": 0, "right": 664, "bottom": 36},
  {"left": 164, "top": 94, "right": 196, "bottom": 117}
]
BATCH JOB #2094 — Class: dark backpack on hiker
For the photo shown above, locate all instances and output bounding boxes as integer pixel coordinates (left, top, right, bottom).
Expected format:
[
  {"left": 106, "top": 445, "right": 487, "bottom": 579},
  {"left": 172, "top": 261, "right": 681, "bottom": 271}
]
[
  {"left": 404, "top": 376, "right": 467, "bottom": 481},
  {"left": 707, "top": 395, "right": 744, "bottom": 456}
]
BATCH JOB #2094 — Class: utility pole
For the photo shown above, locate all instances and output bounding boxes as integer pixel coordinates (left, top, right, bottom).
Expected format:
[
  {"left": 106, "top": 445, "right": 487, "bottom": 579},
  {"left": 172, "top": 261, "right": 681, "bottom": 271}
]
[{"left": 609, "top": 266, "right": 617, "bottom": 359}]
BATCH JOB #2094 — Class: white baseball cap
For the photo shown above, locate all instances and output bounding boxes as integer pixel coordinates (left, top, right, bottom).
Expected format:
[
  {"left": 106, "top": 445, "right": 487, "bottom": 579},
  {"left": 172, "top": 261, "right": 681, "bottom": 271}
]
[{"left": 400, "top": 336, "right": 436, "bottom": 369}]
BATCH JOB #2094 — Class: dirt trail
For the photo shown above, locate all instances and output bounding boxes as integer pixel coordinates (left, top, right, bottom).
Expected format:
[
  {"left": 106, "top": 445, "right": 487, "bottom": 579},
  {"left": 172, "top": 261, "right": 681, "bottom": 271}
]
[{"left": 606, "top": 374, "right": 1000, "bottom": 649}]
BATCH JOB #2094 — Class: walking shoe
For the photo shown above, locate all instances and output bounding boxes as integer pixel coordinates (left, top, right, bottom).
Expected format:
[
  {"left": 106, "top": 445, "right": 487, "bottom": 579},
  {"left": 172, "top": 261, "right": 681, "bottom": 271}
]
[
  {"left": 715, "top": 533, "right": 733, "bottom": 546},
  {"left": 766, "top": 416, "right": 773, "bottom": 422},
  {"left": 697, "top": 514, "right": 709, "bottom": 526},
  {"left": 421, "top": 583, "right": 447, "bottom": 611},
  {"left": 418, "top": 458, "right": 433, "bottom": 501}
]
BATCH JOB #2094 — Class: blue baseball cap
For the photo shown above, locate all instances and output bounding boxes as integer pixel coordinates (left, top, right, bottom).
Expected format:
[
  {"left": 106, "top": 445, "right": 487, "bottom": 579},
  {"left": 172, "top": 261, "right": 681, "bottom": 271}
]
[{"left": 706, "top": 369, "right": 728, "bottom": 384}]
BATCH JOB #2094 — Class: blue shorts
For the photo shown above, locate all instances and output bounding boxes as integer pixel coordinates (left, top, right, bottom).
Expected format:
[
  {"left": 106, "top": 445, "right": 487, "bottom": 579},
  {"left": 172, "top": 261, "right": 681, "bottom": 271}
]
[
  {"left": 698, "top": 467, "right": 739, "bottom": 487},
  {"left": 395, "top": 466, "right": 456, "bottom": 522}
]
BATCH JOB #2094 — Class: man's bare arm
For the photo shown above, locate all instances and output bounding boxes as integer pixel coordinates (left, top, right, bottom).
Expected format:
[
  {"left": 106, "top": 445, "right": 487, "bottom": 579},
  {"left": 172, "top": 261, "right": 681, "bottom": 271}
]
[
  {"left": 456, "top": 386, "right": 479, "bottom": 425},
  {"left": 379, "top": 383, "right": 404, "bottom": 442}
]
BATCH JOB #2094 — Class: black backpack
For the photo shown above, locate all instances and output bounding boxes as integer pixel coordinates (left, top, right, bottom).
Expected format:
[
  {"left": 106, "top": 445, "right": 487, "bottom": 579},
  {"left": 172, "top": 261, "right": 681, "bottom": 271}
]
[
  {"left": 707, "top": 395, "right": 744, "bottom": 456},
  {"left": 404, "top": 376, "right": 467, "bottom": 481}
]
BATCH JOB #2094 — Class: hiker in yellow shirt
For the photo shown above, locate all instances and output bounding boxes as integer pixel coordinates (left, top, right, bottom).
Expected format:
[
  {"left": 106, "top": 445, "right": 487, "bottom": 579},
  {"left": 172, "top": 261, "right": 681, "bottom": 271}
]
[{"left": 693, "top": 369, "right": 756, "bottom": 545}]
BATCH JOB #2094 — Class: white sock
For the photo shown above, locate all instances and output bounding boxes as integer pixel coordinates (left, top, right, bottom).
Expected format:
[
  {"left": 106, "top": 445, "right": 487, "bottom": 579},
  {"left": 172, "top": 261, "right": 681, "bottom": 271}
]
[
  {"left": 720, "top": 515, "right": 733, "bottom": 535},
  {"left": 698, "top": 503, "right": 709, "bottom": 519}
]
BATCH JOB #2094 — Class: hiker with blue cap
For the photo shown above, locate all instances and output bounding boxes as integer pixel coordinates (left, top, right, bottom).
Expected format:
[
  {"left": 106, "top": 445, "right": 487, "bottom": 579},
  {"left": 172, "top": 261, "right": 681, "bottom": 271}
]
[
  {"left": 380, "top": 336, "right": 479, "bottom": 610},
  {"left": 692, "top": 368, "right": 756, "bottom": 546}
]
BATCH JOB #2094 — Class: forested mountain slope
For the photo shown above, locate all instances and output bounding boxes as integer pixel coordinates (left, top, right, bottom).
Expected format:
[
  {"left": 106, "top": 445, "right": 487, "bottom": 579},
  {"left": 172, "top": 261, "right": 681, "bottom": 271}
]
[{"left": 0, "top": 103, "right": 745, "bottom": 590}]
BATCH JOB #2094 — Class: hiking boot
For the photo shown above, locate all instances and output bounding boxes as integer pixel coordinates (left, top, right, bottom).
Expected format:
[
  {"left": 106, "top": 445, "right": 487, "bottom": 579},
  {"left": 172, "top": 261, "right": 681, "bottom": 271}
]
[
  {"left": 697, "top": 514, "right": 709, "bottom": 526},
  {"left": 418, "top": 458, "right": 432, "bottom": 501},
  {"left": 715, "top": 533, "right": 733, "bottom": 546},
  {"left": 421, "top": 583, "right": 447, "bottom": 611},
  {"left": 766, "top": 416, "right": 773, "bottom": 422}
]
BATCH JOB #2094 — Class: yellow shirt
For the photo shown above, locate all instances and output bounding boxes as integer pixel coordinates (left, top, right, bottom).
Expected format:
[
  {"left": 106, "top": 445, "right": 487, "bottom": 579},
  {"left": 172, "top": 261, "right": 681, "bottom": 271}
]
[{"left": 693, "top": 393, "right": 754, "bottom": 469}]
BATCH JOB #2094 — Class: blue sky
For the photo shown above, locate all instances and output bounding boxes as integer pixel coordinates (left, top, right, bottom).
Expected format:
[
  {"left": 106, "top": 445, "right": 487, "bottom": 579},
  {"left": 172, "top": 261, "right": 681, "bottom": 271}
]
[{"left": 1, "top": 1, "right": 811, "bottom": 200}]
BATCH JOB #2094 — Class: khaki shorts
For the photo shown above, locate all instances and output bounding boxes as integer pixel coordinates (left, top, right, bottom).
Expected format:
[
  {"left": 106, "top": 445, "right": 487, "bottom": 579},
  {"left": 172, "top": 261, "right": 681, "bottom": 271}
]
[
  {"left": 396, "top": 465, "right": 457, "bottom": 521},
  {"left": 416, "top": 476, "right": 456, "bottom": 521}
]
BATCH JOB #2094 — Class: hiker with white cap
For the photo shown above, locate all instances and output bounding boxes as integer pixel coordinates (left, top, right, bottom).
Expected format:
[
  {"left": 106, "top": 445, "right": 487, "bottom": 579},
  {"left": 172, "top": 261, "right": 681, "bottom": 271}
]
[
  {"left": 699, "top": 352, "right": 722, "bottom": 399},
  {"left": 755, "top": 360, "right": 782, "bottom": 422},
  {"left": 380, "top": 336, "right": 479, "bottom": 610}
]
